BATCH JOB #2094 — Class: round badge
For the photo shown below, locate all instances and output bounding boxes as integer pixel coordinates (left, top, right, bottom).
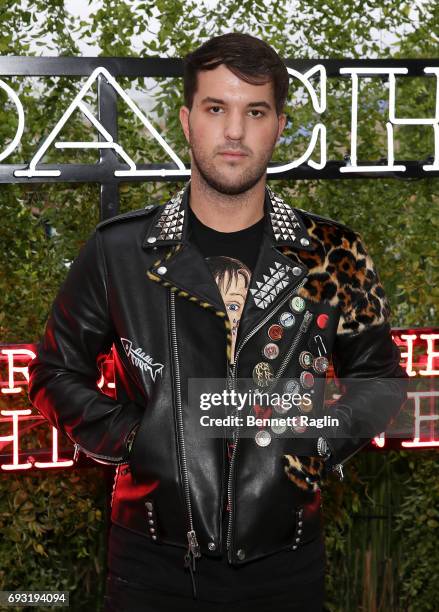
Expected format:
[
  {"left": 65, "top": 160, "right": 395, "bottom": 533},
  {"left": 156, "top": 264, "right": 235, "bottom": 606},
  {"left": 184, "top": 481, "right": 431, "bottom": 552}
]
[
  {"left": 262, "top": 342, "right": 280, "bottom": 360},
  {"left": 273, "top": 401, "right": 291, "bottom": 415},
  {"left": 289, "top": 296, "right": 306, "bottom": 313},
  {"left": 271, "top": 423, "right": 287, "bottom": 435},
  {"left": 313, "top": 356, "right": 329, "bottom": 373},
  {"left": 316, "top": 314, "right": 329, "bottom": 329},
  {"left": 252, "top": 362, "right": 274, "bottom": 387},
  {"left": 299, "top": 351, "right": 314, "bottom": 369},
  {"left": 291, "top": 423, "right": 307, "bottom": 434},
  {"left": 284, "top": 379, "right": 300, "bottom": 395},
  {"left": 268, "top": 324, "right": 283, "bottom": 341},
  {"left": 298, "top": 397, "right": 313, "bottom": 414},
  {"left": 279, "top": 312, "right": 295, "bottom": 328},
  {"left": 300, "top": 371, "right": 315, "bottom": 389},
  {"left": 255, "top": 430, "right": 272, "bottom": 447}
]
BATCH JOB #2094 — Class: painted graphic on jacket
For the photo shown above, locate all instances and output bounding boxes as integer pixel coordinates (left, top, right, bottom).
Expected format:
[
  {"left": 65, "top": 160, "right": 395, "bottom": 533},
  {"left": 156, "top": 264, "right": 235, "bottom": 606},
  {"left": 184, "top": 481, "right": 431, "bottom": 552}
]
[
  {"left": 205, "top": 256, "right": 252, "bottom": 363},
  {"left": 121, "top": 337, "right": 164, "bottom": 381}
]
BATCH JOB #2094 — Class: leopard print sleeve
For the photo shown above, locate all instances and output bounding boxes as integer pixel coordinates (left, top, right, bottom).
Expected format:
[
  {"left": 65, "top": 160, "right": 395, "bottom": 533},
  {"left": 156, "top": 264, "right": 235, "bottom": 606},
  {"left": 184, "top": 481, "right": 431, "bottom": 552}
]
[
  {"left": 289, "top": 214, "right": 391, "bottom": 336},
  {"left": 335, "top": 230, "right": 391, "bottom": 335}
]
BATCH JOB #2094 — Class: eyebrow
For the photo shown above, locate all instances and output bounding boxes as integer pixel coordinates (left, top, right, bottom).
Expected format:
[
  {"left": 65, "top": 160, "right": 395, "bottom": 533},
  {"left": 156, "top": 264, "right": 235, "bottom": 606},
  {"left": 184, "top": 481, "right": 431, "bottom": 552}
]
[{"left": 200, "top": 96, "right": 272, "bottom": 110}]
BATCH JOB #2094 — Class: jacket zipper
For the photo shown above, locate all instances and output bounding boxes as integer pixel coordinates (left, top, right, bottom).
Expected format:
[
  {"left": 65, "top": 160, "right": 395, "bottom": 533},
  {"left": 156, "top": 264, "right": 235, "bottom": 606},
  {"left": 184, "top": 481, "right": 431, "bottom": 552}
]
[
  {"left": 268, "top": 310, "right": 314, "bottom": 389},
  {"left": 169, "top": 291, "right": 201, "bottom": 596},
  {"left": 72, "top": 442, "right": 126, "bottom": 465},
  {"left": 226, "top": 276, "right": 308, "bottom": 561}
]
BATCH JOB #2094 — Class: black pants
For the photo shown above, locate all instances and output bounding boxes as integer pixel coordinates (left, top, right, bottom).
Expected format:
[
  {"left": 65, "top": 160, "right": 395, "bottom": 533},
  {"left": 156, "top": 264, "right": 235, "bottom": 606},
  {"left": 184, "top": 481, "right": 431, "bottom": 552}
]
[{"left": 103, "top": 571, "right": 325, "bottom": 612}]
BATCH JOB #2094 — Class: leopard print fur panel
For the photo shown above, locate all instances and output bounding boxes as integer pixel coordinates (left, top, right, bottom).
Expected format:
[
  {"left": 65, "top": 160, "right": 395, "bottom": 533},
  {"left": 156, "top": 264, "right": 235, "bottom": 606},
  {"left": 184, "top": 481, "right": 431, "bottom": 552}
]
[{"left": 281, "top": 212, "right": 391, "bottom": 335}]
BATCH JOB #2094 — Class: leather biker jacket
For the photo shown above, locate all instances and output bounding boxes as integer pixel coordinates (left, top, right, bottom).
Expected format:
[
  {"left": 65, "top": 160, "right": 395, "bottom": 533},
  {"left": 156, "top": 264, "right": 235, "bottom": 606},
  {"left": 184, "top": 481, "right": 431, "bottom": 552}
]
[{"left": 28, "top": 182, "right": 408, "bottom": 567}]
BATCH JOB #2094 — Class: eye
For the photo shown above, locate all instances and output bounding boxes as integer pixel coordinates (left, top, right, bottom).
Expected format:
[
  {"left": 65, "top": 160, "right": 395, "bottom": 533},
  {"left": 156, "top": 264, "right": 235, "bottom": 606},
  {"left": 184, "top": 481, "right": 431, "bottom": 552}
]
[
  {"left": 248, "top": 109, "right": 265, "bottom": 118},
  {"left": 209, "top": 106, "right": 224, "bottom": 114},
  {"left": 228, "top": 303, "right": 240, "bottom": 312}
]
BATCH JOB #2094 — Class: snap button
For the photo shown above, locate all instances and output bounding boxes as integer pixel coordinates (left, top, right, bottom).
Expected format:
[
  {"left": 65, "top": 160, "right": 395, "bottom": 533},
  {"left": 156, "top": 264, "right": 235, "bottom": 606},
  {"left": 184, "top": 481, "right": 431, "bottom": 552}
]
[
  {"left": 237, "top": 549, "right": 246, "bottom": 560},
  {"left": 147, "top": 236, "right": 157, "bottom": 244},
  {"left": 300, "top": 237, "right": 310, "bottom": 246},
  {"left": 208, "top": 542, "right": 216, "bottom": 551},
  {"left": 156, "top": 266, "right": 167, "bottom": 275},
  {"left": 292, "top": 266, "right": 302, "bottom": 276}
]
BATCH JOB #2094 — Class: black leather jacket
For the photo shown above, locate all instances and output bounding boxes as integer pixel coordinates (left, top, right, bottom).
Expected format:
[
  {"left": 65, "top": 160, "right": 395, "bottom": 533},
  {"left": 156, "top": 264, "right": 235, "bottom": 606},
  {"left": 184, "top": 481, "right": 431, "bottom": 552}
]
[{"left": 28, "top": 182, "right": 408, "bottom": 568}]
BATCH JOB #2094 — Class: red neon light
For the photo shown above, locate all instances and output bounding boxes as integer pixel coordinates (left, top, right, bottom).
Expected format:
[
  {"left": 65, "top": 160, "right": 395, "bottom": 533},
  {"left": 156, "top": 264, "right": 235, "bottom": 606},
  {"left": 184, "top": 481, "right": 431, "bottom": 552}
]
[
  {"left": 0, "top": 329, "right": 438, "bottom": 472},
  {"left": 1, "top": 348, "right": 36, "bottom": 394}
]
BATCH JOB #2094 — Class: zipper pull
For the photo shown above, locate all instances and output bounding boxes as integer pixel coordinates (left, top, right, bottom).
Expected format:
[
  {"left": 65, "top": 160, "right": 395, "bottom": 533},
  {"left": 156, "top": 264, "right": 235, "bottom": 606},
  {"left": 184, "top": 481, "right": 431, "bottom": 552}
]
[
  {"left": 332, "top": 463, "right": 344, "bottom": 481},
  {"left": 187, "top": 529, "right": 201, "bottom": 560},
  {"left": 184, "top": 530, "right": 201, "bottom": 599},
  {"left": 300, "top": 310, "right": 313, "bottom": 333}
]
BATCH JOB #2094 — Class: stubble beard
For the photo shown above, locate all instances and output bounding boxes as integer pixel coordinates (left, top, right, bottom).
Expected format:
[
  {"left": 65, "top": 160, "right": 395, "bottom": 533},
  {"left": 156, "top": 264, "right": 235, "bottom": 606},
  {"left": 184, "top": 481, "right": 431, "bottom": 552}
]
[{"left": 189, "top": 131, "right": 277, "bottom": 196}]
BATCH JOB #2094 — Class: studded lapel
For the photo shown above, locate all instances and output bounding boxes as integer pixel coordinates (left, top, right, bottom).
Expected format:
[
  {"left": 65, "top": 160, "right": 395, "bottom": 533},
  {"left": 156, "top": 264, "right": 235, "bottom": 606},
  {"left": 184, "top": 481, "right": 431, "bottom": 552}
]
[{"left": 143, "top": 182, "right": 316, "bottom": 355}]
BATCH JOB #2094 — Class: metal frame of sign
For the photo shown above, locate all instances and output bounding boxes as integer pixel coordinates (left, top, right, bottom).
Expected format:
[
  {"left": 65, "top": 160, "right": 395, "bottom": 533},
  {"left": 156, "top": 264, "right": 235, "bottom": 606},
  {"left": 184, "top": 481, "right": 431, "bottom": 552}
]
[{"left": 0, "top": 57, "right": 438, "bottom": 220}]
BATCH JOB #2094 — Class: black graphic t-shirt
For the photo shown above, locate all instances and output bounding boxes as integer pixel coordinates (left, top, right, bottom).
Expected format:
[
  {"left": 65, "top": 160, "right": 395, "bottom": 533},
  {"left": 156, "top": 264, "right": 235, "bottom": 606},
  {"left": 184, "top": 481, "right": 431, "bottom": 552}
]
[
  {"left": 188, "top": 204, "right": 264, "bottom": 364},
  {"left": 107, "top": 206, "right": 325, "bottom": 605}
]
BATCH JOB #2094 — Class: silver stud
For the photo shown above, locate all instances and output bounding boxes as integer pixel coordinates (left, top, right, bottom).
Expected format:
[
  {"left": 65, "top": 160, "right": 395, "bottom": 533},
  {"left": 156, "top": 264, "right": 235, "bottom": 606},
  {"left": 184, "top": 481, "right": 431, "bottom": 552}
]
[
  {"left": 295, "top": 537, "right": 300, "bottom": 543},
  {"left": 147, "top": 236, "right": 157, "bottom": 244},
  {"left": 292, "top": 545, "right": 298, "bottom": 550},
  {"left": 157, "top": 266, "right": 167, "bottom": 275},
  {"left": 150, "top": 527, "right": 155, "bottom": 533},
  {"left": 145, "top": 502, "right": 153, "bottom": 510},
  {"left": 297, "top": 529, "right": 302, "bottom": 534},
  {"left": 300, "top": 237, "right": 310, "bottom": 246},
  {"left": 208, "top": 542, "right": 216, "bottom": 551},
  {"left": 292, "top": 266, "right": 302, "bottom": 276},
  {"left": 151, "top": 535, "right": 157, "bottom": 541},
  {"left": 148, "top": 519, "right": 154, "bottom": 525},
  {"left": 298, "top": 521, "right": 303, "bottom": 527},
  {"left": 147, "top": 511, "right": 153, "bottom": 517},
  {"left": 237, "top": 549, "right": 246, "bottom": 560}
]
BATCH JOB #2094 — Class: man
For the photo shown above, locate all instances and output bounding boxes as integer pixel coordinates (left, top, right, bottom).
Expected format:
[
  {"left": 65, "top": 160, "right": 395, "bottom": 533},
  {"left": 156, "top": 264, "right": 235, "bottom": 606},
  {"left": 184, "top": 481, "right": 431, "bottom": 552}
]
[{"left": 28, "top": 33, "right": 408, "bottom": 611}]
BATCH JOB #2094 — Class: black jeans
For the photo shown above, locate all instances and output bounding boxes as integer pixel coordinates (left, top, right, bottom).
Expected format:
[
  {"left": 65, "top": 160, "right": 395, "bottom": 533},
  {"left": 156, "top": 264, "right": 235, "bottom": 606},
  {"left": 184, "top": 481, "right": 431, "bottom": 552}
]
[{"left": 103, "top": 570, "right": 325, "bottom": 612}]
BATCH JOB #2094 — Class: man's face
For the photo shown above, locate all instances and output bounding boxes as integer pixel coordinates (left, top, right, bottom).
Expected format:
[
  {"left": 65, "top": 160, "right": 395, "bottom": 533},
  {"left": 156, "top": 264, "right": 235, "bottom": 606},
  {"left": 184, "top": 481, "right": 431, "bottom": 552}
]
[{"left": 179, "top": 64, "right": 286, "bottom": 195}]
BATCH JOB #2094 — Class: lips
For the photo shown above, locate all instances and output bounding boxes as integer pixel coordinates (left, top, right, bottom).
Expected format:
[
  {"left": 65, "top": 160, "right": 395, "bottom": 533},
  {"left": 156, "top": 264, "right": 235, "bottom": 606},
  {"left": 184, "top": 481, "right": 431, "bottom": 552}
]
[{"left": 219, "top": 151, "right": 248, "bottom": 157}]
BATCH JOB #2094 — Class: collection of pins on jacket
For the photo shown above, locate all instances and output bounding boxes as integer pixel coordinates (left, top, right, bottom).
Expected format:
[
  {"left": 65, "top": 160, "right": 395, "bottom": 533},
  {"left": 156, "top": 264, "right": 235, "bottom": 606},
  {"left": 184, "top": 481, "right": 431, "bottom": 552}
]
[{"left": 252, "top": 295, "right": 329, "bottom": 448}]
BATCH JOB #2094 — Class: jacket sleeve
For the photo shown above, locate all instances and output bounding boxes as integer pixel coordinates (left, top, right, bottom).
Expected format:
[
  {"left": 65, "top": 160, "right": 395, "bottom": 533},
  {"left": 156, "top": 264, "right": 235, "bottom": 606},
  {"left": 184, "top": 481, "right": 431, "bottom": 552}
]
[
  {"left": 27, "top": 228, "right": 144, "bottom": 465},
  {"left": 321, "top": 231, "right": 408, "bottom": 472}
]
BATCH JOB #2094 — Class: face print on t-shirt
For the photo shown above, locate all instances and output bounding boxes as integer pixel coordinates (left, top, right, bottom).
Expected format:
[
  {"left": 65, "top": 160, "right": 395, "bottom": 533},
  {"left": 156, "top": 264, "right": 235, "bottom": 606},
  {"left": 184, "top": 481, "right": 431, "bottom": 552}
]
[{"left": 205, "top": 256, "right": 252, "bottom": 362}]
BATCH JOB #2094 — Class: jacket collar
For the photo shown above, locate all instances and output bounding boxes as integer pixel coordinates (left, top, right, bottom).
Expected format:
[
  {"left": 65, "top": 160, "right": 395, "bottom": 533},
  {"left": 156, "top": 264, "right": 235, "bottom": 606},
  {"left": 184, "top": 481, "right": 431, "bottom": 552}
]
[
  {"left": 142, "top": 181, "right": 315, "bottom": 252},
  {"left": 144, "top": 181, "right": 316, "bottom": 353}
]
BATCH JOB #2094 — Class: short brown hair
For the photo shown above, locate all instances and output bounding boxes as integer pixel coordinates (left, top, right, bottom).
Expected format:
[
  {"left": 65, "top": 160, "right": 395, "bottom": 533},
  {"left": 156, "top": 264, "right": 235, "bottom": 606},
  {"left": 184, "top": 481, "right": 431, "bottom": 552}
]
[{"left": 183, "top": 32, "right": 289, "bottom": 116}]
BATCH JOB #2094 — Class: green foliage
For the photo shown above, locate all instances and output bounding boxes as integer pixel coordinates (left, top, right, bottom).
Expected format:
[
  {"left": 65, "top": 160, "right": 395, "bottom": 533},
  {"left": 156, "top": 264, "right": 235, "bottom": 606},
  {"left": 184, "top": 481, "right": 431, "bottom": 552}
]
[{"left": 0, "top": 1, "right": 438, "bottom": 611}]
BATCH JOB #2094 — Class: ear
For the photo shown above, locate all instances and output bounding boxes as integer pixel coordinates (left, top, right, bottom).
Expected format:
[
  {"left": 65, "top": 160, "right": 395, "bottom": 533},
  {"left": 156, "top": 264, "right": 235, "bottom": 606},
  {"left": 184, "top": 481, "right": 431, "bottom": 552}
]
[
  {"left": 276, "top": 112, "right": 287, "bottom": 141},
  {"left": 179, "top": 105, "right": 190, "bottom": 143}
]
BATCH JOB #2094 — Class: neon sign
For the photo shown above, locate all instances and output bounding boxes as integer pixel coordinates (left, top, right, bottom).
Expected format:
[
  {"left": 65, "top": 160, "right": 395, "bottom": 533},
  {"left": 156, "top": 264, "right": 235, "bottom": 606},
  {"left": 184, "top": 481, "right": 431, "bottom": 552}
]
[
  {"left": 0, "top": 329, "right": 437, "bottom": 471},
  {"left": 0, "top": 64, "right": 438, "bottom": 178}
]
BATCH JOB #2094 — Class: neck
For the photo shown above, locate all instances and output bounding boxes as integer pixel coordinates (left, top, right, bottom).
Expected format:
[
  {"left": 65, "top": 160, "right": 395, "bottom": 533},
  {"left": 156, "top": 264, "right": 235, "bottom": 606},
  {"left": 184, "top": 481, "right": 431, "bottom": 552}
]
[{"left": 188, "top": 170, "right": 266, "bottom": 232}]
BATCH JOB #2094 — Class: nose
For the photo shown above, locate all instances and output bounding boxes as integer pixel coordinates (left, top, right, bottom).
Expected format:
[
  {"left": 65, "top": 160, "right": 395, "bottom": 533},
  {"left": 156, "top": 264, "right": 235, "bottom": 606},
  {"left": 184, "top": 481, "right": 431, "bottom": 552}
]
[{"left": 224, "top": 108, "right": 245, "bottom": 141}]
